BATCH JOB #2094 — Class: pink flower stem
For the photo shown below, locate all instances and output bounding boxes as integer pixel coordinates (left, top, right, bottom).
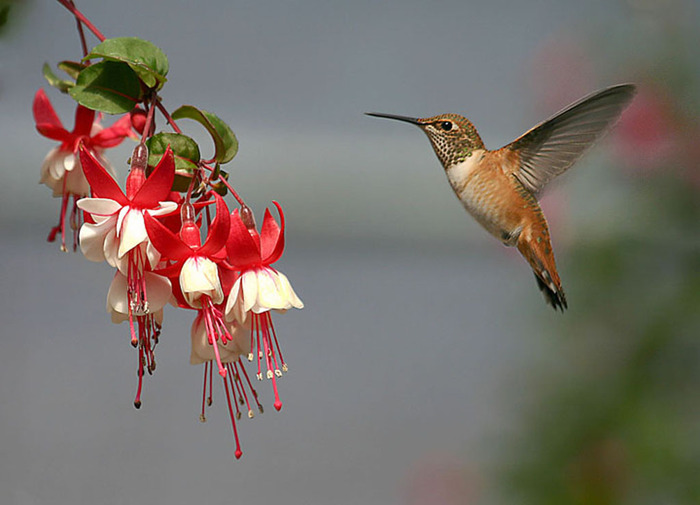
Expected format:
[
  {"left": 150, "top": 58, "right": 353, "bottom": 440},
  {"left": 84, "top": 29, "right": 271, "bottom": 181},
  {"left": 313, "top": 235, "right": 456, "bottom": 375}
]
[
  {"left": 141, "top": 94, "right": 158, "bottom": 144},
  {"left": 155, "top": 98, "right": 182, "bottom": 134},
  {"left": 202, "top": 165, "right": 246, "bottom": 207},
  {"left": 67, "top": 0, "right": 90, "bottom": 58},
  {"left": 56, "top": 0, "right": 106, "bottom": 42}
]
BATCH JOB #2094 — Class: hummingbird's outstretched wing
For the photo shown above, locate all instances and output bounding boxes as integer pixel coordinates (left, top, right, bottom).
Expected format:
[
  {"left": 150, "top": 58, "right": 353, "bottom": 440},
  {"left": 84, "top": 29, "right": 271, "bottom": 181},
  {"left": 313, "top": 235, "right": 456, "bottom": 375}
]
[{"left": 505, "top": 84, "right": 636, "bottom": 196}]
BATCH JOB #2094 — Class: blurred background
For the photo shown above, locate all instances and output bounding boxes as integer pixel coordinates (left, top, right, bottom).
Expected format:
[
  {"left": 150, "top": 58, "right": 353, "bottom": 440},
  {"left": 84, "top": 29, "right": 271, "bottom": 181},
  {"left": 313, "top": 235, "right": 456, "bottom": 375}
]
[{"left": 1, "top": 0, "right": 699, "bottom": 504}]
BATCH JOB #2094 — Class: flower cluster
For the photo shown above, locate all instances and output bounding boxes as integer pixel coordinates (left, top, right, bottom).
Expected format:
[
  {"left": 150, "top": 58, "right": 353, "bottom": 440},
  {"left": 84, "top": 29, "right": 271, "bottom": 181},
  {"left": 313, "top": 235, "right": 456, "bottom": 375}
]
[{"left": 33, "top": 5, "right": 303, "bottom": 459}]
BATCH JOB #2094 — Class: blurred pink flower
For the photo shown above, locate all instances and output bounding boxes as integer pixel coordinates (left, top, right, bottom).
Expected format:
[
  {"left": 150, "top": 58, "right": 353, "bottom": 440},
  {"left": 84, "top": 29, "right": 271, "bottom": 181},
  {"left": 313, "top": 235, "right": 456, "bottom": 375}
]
[{"left": 613, "top": 84, "right": 678, "bottom": 173}]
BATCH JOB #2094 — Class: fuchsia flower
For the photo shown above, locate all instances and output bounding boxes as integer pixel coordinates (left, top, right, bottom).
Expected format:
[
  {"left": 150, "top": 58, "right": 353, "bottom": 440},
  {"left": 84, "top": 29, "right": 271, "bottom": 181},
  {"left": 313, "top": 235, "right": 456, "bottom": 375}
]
[
  {"left": 224, "top": 203, "right": 303, "bottom": 411},
  {"left": 77, "top": 144, "right": 176, "bottom": 407},
  {"left": 145, "top": 195, "right": 264, "bottom": 458},
  {"left": 33, "top": 88, "right": 135, "bottom": 251}
]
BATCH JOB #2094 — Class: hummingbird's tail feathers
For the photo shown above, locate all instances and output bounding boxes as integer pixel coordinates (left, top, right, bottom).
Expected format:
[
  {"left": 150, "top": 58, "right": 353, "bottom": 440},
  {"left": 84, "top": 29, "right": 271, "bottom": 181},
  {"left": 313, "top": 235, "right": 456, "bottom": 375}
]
[
  {"left": 516, "top": 234, "right": 568, "bottom": 311},
  {"left": 533, "top": 271, "right": 568, "bottom": 311}
]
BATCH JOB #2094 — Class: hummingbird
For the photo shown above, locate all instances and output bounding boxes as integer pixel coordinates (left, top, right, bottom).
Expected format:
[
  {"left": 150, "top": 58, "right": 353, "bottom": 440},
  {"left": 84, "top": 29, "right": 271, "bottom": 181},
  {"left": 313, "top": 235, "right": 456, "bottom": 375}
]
[{"left": 367, "top": 84, "right": 636, "bottom": 311}]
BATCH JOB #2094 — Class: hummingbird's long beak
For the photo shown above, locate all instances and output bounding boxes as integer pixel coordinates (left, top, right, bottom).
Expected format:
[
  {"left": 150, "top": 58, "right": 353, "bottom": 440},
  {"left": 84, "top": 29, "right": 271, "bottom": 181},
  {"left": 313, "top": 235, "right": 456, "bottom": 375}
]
[{"left": 365, "top": 112, "right": 421, "bottom": 125}]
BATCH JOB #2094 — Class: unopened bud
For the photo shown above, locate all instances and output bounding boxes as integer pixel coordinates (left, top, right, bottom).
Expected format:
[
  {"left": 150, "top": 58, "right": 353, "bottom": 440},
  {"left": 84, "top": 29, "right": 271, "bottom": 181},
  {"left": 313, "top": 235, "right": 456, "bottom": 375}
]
[
  {"left": 131, "top": 143, "right": 149, "bottom": 171},
  {"left": 240, "top": 205, "right": 256, "bottom": 229},
  {"left": 180, "top": 202, "right": 196, "bottom": 224}
]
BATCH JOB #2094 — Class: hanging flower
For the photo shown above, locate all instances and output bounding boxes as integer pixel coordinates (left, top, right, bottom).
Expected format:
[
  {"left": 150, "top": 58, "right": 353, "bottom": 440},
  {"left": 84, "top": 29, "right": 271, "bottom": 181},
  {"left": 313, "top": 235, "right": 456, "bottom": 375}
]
[
  {"left": 224, "top": 202, "right": 303, "bottom": 411},
  {"left": 33, "top": 88, "right": 136, "bottom": 251},
  {"left": 77, "top": 145, "right": 178, "bottom": 275},
  {"left": 77, "top": 143, "right": 177, "bottom": 407},
  {"left": 106, "top": 270, "right": 171, "bottom": 407},
  {"left": 144, "top": 193, "right": 231, "bottom": 374}
]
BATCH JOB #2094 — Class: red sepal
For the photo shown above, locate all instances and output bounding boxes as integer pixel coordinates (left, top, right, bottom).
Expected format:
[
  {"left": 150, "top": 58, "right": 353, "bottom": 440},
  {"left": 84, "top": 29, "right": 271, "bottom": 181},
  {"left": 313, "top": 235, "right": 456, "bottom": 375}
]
[
  {"left": 131, "top": 147, "right": 175, "bottom": 208},
  {"left": 33, "top": 89, "right": 64, "bottom": 131},
  {"left": 260, "top": 201, "right": 285, "bottom": 264},
  {"left": 73, "top": 105, "right": 96, "bottom": 138},
  {"left": 226, "top": 209, "right": 261, "bottom": 268},
  {"left": 144, "top": 211, "right": 193, "bottom": 261},
  {"left": 79, "top": 146, "right": 129, "bottom": 205},
  {"left": 92, "top": 114, "right": 137, "bottom": 148},
  {"left": 199, "top": 193, "right": 231, "bottom": 258}
]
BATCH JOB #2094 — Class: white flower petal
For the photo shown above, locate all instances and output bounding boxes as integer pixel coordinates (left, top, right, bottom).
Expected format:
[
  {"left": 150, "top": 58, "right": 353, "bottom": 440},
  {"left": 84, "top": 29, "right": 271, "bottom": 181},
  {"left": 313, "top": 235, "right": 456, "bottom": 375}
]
[
  {"left": 180, "top": 257, "right": 223, "bottom": 307},
  {"left": 64, "top": 164, "right": 90, "bottom": 196},
  {"left": 63, "top": 152, "right": 76, "bottom": 172},
  {"left": 224, "top": 277, "right": 242, "bottom": 320},
  {"left": 147, "top": 201, "right": 178, "bottom": 217},
  {"left": 254, "top": 268, "right": 286, "bottom": 312},
  {"left": 77, "top": 197, "right": 122, "bottom": 216},
  {"left": 146, "top": 240, "right": 161, "bottom": 269},
  {"left": 106, "top": 272, "right": 129, "bottom": 315},
  {"left": 78, "top": 215, "right": 117, "bottom": 262},
  {"left": 103, "top": 228, "right": 119, "bottom": 268},
  {"left": 275, "top": 270, "right": 304, "bottom": 309},
  {"left": 118, "top": 209, "right": 148, "bottom": 258},
  {"left": 189, "top": 315, "right": 244, "bottom": 365},
  {"left": 142, "top": 272, "right": 172, "bottom": 313},
  {"left": 241, "top": 270, "right": 258, "bottom": 314}
]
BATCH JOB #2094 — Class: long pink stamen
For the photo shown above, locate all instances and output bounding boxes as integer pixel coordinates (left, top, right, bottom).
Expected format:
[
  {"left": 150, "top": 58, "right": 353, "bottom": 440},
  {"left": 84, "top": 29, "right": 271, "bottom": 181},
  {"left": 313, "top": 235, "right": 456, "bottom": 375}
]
[
  {"left": 70, "top": 196, "right": 80, "bottom": 252},
  {"left": 238, "top": 360, "right": 264, "bottom": 413},
  {"left": 201, "top": 297, "right": 227, "bottom": 377},
  {"left": 134, "top": 341, "right": 144, "bottom": 409},
  {"left": 226, "top": 363, "right": 242, "bottom": 420},
  {"left": 200, "top": 362, "right": 210, "bottom": 422},
  {"left": 267, "top": 311, "right": 288, "bottom": 372},
  {"left": 58, "top": 176, "right": 70, "bottom": 252},
  {"left": 221, "top": 373, "right": 243, "bottom": 459}
]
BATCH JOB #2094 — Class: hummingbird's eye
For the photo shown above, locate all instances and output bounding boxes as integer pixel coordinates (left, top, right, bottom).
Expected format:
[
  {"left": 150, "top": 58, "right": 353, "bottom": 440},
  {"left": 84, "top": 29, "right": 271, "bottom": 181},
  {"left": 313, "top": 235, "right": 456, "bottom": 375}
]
[{"left": 440, "top": 121, "right": 453, "bottom": 131}]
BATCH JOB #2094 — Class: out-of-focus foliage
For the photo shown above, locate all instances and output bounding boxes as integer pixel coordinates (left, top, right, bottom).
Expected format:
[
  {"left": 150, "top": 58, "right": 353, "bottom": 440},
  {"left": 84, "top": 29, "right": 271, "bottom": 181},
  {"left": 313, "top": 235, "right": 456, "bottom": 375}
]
[{"left": 499, "top": 1, "right": 700, "bottom": 504}]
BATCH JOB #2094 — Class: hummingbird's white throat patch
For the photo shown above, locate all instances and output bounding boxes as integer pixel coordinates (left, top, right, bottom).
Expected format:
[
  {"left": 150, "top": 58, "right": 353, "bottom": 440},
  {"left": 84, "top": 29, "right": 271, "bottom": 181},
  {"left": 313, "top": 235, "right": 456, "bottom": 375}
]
[{"left": 445, "top": 149, "right": 486, "bottom": 191}]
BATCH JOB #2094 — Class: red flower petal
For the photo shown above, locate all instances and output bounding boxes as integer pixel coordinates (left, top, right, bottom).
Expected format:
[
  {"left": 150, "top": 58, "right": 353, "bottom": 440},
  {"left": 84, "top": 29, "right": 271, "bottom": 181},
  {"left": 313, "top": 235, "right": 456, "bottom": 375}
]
[
  {"left": 79, "top": 146, "right": 129, "bottom": 204},
  {"left": 73, "top": 105, "right": 96, "bottom": 138},
  {"left": 91, "top": 114, "right": 137, "bottom": 148},
  {"left": 131, "top": 147, "right": 175, "bottom": 207},
  {"left": 226, "top": 209, "right": 262, "bottom": 267},
  {"left": 35, "top": 124, "right": 72, "bottom": 143},
  {"left": 33, "top": 89, "right": 64, "bottom": 131},
  {"left": 260, "top": 201, "right": 285, "bottom": 264},
  {"left": 144, "top": 211, "right": 193, "bottom": 261},
  {"left": 200, "top": 193, "right": 231, "bottom": 258}
]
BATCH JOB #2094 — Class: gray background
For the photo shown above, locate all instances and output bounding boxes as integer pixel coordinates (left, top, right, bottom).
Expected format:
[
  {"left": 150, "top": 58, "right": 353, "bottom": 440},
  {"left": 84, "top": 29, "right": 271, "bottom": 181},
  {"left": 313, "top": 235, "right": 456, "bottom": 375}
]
[{"left": 1, "top": 1, "right": 696, "bottom": 504}]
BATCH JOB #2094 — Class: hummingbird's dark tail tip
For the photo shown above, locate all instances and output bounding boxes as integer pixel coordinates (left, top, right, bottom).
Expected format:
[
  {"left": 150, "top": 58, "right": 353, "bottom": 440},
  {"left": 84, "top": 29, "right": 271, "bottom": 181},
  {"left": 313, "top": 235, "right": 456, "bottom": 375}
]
[{"left": 534, "top": 274, "right": 568, "bottom": 311}]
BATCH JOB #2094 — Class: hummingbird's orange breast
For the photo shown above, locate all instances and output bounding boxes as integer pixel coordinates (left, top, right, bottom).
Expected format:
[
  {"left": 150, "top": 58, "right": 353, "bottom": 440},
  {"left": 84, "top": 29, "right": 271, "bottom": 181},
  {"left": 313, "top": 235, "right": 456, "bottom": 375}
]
[{"left": 445, "top": 149, "right": 538, "bottom": 245}]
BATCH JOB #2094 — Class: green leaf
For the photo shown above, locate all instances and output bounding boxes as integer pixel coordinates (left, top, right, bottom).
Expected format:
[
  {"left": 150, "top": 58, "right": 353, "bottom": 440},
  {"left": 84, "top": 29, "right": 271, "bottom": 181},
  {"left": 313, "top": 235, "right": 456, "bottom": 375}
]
[
  {"left": 69, "top": 61, "right": 142, "bottom": 114},
  {"left": 209, "top": 169, "right": 229, "bottom": 196},
  {"left": 171, "top": 105, "right": 238, "bottom": 164},
  {"left": 57, "top": 60, "right": 86, "bottom": 80},
  {"left": 85, "top": 37, "right": 169, "bottom": 90},
  {"left": 146, "top": 132, "right": 200, "bottom": 179},
  {"left": 42, "top": 63, "right": 74, "bottom": 93}
]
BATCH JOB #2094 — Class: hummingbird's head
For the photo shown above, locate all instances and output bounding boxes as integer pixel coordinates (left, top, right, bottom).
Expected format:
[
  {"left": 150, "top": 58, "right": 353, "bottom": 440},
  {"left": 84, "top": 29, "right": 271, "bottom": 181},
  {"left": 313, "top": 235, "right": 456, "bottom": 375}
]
[{"left": 366, "top": 112, "right": 485, "bottom": 169}]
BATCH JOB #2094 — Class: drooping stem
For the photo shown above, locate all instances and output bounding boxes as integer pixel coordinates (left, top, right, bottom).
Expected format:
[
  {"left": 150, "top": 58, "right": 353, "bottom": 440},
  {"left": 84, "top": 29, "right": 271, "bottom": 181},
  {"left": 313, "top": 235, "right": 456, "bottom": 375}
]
[
  {"left": 201, "top": 164, "right": 246, "bottom": 207},
  {"left": 155, "top": 98, "right": 182, "bottom": 134},
  {"left": 141, "top": 94, "right": 158, "bottom": 144},
  {"left": 68, "top": 1, "right": 90, "bottom": 57},
  {"left": 56, "top": 0, "right": 106, "bottom": 42}
]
